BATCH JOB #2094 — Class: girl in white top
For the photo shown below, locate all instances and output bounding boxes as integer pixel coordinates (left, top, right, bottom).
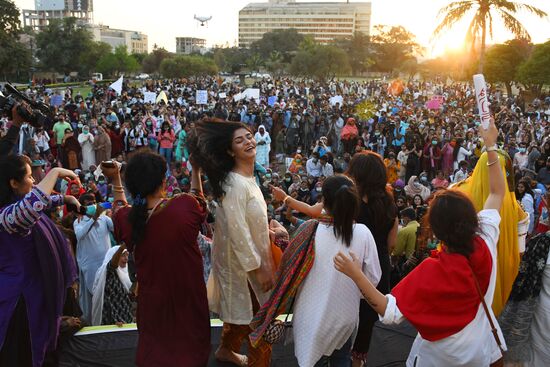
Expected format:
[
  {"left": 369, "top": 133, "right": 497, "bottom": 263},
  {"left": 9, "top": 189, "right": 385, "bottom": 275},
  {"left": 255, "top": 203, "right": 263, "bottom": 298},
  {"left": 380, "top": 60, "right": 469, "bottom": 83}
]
[
  {"left": 293, "top": 175, "right": 381, "bottom": 367},
  {"left": 335, "top": 118, "right": 507, "bottom": 366}
]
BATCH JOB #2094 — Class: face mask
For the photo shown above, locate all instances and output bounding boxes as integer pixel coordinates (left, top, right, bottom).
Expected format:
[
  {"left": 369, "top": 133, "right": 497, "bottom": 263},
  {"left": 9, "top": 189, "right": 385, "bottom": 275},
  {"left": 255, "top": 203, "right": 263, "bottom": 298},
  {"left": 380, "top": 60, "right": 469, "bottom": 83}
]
[
  {"left": 420, "top": 176, "right": 428, "bottom": 182},
  {"left": 375, "top": 132, "right": 380, "bottom": 136},
  {"left": 413, "top": 182, "right": 422, "bottom": 188},
  {"left": 296, "top": 159, "right": 301, "bottom": 163},
  {"left": 265, "top": 174, "right": 272, "bottom": 179},
  {"left": 98, "top": 180, "right": 105, "bottom": 184},
  {"left": 78, "top": 123, "right": 83, "bottom": 128},
  {"left": 316, "top": 187, "right": 322, "bottom": 192},
  {"left": 85, "top": 205, "right": 97, "bottom": 217},
  {"left": 313, "top": 159, "right": 318, "bottom": 164},
  {"left": 400, "top": 219, "right": 405, "bottom": 226},
  {"left": 83, "top": 129, "right": 89, "bottom": 134},
  {"left": 432, "top": 140, "right": 437, "bottom": 145},
  {"left": 285, "top": 177, "right": 291, "bottom": 182},
  {"left": 518, "top": 147, "right": 526, "bottom": 153}
]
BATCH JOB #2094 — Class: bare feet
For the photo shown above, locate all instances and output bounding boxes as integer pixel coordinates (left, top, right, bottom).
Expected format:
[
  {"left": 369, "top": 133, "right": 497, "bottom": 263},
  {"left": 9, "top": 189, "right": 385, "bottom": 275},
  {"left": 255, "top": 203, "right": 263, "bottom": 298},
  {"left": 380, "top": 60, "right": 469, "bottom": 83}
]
[{"left": 215, "top": 347, "right": 248, "bottom": 367}]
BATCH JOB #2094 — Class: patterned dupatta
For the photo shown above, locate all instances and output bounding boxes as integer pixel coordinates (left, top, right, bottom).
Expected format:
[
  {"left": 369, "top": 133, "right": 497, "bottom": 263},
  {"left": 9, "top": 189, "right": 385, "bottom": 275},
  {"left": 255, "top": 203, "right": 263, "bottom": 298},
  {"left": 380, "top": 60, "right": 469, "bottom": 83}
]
[{"left": 249, "top": 216, "right": 332, "bottom": 346}]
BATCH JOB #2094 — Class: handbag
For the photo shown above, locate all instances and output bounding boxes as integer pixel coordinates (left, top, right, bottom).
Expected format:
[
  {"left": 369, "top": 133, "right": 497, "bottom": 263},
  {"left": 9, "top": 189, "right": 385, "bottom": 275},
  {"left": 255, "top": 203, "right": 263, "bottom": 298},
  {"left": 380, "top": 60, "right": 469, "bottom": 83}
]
[
  {"left": 263, "top": 296, "right": 295, "bottom": 345},
  {"left": 469, "top": 265, "right": 505, "bottom": 367}
]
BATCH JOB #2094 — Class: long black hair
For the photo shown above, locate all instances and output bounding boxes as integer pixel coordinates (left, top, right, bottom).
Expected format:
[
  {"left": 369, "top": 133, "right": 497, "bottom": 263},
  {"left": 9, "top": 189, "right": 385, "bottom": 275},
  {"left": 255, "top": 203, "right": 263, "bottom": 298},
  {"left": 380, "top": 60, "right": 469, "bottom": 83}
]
[
  {"left": 188, "top": 118, "right": 252, "bottom": 201},
  {"left": 427, "top": 190, "right": 478, "bottom": 256},
  {"left": 0, "top": 155, "right": 31, "bottom": 208},
  {"left": 322, "top": 175, "right": 359, "bottom": 247},
  {"left": 124, "top": 150, "right": 167, "bottom": 245},
  {"left": 346, "top": 151, "right": 397, "bottom": 231}
]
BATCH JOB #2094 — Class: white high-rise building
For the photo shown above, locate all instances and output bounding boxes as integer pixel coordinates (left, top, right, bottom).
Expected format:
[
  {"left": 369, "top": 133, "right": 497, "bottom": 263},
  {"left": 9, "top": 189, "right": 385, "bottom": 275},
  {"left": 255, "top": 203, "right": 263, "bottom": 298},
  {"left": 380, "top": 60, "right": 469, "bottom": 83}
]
[
  {"left": 238, "top": 0, "right": 371, "bottom": 47},
  {"left": 23, "top": 0, "right": 93, "bottom": 30}
]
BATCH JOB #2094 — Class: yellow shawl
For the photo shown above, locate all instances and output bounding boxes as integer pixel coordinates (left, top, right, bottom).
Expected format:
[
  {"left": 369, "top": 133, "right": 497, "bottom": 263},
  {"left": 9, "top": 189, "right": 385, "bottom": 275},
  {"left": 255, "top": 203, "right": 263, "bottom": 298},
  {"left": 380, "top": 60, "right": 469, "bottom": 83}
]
[{"left": 454, "top": 151, "right": 525, "bottom": 315}]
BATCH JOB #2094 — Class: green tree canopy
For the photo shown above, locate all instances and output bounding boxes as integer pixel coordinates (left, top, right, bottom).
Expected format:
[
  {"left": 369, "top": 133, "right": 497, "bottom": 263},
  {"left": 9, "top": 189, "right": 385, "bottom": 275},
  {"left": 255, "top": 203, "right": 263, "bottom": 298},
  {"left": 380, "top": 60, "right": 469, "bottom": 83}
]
[
  {"left": 250, "top": 29, "right": 304, "bottom": 63},
  {"left": 79, "top": 41, "right": 112, "bottom": 76},
  {"left": 0, "top": 0, "right": 32, "bottom": 81},
  {"left": 160, "top": 55, "right": 218, "bottom": 78},
  {"left": 516, "top": 40, "right": 550, "bottom": 95},
  {"left": 0, "top": 0, "right": 21, "bottom": 36},
  {"left": 212, "top": 47, "right": 250, "bottom": 73},
  {"left": 484, "top": 39, "right": 531, "bottom": 96},
  {"left": 96, "top": 45, "right": 140, "bottom": 77},
  {"left": 334, "top": 33, "right": 373, "bottom": 76},
  {"left": 370, "top": 25, "right": 422, "bottom": 75},
  {"left": 35, "top": 17, "right": 94, "bottom": 75},
  {"left": 142, "top": 47, "right": 171, "bottom": 74},
  {"left": 290, "top": 44, "right": 351, "bottom": 79}
]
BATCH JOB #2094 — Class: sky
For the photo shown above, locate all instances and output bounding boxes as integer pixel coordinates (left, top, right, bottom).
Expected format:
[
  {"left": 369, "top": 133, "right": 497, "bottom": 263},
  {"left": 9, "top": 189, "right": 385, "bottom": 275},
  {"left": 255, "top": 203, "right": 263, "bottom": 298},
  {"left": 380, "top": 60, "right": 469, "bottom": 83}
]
[{"left": 14, "top": 0, "right": 550, "bottom": 57}]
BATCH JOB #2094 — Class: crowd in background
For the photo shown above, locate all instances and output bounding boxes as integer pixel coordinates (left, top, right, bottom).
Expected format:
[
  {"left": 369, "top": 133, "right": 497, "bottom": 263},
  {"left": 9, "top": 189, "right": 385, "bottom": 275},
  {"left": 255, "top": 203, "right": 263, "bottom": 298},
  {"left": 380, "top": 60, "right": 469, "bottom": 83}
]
[{"left": 1, "top": 75, "right": 550, "bottom": 366}]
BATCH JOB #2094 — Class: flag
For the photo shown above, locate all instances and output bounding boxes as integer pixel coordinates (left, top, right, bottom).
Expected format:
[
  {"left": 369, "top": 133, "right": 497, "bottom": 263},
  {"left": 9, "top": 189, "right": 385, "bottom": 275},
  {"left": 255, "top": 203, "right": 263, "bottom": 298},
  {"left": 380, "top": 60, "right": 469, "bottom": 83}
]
[{"left": 109, "top": 75, "right": 124, "bottom": 95}]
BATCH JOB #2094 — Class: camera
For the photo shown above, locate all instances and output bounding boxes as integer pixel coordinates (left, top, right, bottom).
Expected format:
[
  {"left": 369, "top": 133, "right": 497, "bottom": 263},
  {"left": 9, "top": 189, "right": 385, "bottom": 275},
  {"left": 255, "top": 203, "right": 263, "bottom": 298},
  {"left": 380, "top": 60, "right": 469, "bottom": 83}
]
[{"left": 0, "top": 83, "right": 52, "bottom": 128}]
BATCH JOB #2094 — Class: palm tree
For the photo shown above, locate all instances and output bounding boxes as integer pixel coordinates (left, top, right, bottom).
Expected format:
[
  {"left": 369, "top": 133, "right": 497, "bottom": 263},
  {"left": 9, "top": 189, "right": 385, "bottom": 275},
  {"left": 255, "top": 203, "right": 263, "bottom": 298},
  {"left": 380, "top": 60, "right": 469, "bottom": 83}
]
[{"left": 434, "top": 0, "right": 546, "bottom": 72}]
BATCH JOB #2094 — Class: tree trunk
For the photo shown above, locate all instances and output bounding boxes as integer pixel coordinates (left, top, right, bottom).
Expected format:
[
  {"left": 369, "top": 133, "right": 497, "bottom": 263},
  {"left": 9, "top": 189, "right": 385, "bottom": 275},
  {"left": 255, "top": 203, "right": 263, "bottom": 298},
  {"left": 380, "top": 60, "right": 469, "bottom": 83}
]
[
  {"left": 505, "top": 82, "right": 513, "bottom": 98},
  {"left": 478, "top": 16, "right": 487, "bottom": 73}
]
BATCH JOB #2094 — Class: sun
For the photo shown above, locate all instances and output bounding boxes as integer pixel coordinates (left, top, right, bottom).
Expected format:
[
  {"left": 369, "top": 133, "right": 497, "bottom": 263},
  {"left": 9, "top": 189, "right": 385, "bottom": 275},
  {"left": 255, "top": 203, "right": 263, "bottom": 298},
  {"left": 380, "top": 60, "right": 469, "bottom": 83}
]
[{"left": 431, "top": 31, "right": 468, "bottom": 57}]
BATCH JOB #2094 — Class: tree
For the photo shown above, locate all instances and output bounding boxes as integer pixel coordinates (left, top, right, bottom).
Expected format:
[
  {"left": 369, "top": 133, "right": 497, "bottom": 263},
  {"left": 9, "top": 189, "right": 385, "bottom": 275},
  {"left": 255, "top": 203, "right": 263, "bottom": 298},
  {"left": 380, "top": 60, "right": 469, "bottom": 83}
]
[
  {"left": 159, "top": 55, "right": 218, "bottom": 78},
  {"left": 35, "top": 17, "right": 94, "bottom": 75},
  {"left": 434, "top": 0, "right": 546, "bottom": 73},
  {"left": 250, "top": 29, "right": 304, "bottom": 63},
  {"left": 142, "top": 47, "right": 171, "bottom": 74},
  {"left": 484, "top": 39, "right": 531, "bottom": 96},
  {"left": 96, "top": 45, "right": 140, "bottom": 77},
  {"left": 370, "top": 25, "right": 422, "bottom": 75},
  {"left": 0, "top": 0, "right": 21, "bottom": 36},
  {"left": 0, "top": 0, "right": 32, "bottom": 81},
  {"left": 265, "top": 51, "right": 286, "bottom": 77},
  {"left": 79, "top": 41, "right": 112, "bottom": 76},
  {"left": 334, "top": 33, "right": 373, "bottom": 76},
  {"left": 290, "top": 44, "right": 351, "bottom": 79},
  {"left": 516, "top": 41, "right": 550, "bottom": 96},
  {"left": 212, "top": 47, "right": 250, "bottom": 73},
  {"left": 246, "top": 53, "right": 263, "bottom": 73}
]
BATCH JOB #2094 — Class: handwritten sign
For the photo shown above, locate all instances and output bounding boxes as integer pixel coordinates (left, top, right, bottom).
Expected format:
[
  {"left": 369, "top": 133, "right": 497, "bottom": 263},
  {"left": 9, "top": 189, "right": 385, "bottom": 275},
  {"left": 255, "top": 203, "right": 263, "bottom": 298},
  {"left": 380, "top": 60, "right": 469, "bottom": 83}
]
[
  {"left": 473, "top": 74, "right": 490, "bottom": 130},
  {"left": 196, "top": 90, "right": 208, "bottom": 105}
]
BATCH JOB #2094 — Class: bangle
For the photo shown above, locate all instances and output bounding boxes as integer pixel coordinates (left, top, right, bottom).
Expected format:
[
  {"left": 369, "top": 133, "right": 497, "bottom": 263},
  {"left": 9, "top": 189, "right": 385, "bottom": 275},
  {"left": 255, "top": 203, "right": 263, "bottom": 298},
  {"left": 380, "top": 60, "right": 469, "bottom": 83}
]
[
  {"left": 486, "top": 145, "right": 498, "bottom": 152},
  {"left": 283, "top": 195, "right": 290, "bottom": 205},
  {"left": 487, "top": 158, "right": 499, "bottom": 166}
]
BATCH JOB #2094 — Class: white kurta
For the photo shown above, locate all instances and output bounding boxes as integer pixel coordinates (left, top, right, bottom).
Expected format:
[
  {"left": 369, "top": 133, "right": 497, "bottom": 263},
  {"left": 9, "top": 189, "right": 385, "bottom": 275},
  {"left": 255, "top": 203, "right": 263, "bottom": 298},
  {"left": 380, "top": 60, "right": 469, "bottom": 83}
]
[
  {"left": 381, "top": 209, "right": 506, "bottom": 367},
  {"left": 78, "top": 133, "right": 96, "bottom": 171},
  {"left": 530, "top": 254, "right": 550, "bottom": 366},
  {"left": 293, "top": 223, "right": 381, "bottom": 367},
  {"left": 208, "top": 172, "right": 275, "bottom": 324}
]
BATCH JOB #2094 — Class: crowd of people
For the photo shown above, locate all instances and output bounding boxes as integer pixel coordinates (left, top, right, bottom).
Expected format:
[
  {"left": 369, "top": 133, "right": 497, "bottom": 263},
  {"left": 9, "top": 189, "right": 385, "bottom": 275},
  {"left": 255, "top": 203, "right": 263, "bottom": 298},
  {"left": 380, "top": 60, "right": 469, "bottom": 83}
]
[{"left": 1, "top": 75, "right": 550, "bottom": 367}]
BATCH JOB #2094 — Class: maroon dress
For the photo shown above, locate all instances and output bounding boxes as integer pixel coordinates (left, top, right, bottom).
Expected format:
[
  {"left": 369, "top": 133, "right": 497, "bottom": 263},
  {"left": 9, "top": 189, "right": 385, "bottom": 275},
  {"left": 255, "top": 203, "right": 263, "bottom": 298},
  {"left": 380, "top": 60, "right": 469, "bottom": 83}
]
[{"left": 113, "top": 194, "right": 210, "bottom": 367}]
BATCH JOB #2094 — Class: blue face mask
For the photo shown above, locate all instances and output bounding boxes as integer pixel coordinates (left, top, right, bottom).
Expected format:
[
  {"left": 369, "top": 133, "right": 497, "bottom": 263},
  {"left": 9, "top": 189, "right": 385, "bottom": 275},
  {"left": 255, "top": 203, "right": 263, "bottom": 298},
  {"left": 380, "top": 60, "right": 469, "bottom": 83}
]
[{"left": 85, "top": 205, "right": 97, "bottom": 217}]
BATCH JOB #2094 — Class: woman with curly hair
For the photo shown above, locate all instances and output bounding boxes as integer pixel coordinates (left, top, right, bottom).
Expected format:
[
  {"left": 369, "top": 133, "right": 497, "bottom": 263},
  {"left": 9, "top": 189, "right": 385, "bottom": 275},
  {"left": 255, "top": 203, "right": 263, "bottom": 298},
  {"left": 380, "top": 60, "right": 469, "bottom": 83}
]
[{"left": 189, "top": 119, "right": 276, "bottom": 367}]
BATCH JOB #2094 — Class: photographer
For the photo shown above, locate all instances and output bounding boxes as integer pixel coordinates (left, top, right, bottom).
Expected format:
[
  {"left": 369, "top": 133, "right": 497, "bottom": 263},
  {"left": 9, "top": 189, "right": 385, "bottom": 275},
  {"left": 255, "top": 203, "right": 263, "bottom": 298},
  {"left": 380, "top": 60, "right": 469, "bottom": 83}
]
[
  {"left": 0, "top": 105, "right": 26, "bottom": 156},
  {"left": 0, "top": 156, "right": 80, "bottom": 366}
]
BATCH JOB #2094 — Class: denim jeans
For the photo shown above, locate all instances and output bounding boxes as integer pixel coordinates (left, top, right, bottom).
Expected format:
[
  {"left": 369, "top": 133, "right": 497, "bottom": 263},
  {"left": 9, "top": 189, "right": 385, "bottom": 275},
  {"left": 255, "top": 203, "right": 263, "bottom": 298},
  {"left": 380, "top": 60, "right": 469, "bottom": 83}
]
[
  {"left": 313, "top": 337, "right": 352, "bottom": 367},
  {"left": 159, "top": 147, "right": 172, "bottom": 168}
]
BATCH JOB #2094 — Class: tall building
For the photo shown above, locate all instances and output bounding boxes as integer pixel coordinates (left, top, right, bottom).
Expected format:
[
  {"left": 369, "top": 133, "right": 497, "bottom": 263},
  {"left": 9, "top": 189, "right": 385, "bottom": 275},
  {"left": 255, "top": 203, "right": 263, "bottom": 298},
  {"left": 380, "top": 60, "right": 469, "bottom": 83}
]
[
  {"left": 238, "top": 0, "right": 371, "bottom": 47},
  {"left": 88, "top": 25, "right": 148, "bottom": 54},
  {"left": 176, "top": 37, "right": 207, "bottom": 54},
  {"left": 23, "top": 0, "right": 93, "bottom": 30}
]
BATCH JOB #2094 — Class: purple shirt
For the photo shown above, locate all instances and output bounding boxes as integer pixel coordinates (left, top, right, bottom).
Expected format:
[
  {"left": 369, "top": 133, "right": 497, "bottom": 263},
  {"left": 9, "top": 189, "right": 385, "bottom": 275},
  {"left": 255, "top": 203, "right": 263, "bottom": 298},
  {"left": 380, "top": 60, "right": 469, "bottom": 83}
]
[{"left": 0, "top": 187, "right": 74, "bottom": 367}]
